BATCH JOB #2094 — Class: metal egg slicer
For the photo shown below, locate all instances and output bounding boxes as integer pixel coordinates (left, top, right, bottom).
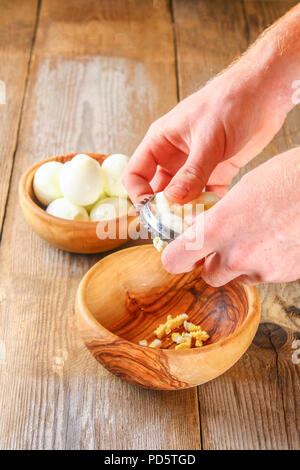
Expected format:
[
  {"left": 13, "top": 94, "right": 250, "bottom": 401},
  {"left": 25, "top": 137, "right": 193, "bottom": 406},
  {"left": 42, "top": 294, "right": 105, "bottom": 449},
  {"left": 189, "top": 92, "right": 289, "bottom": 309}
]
[{"left": 136, "top": 195, "right": 180, "bottom": 242}]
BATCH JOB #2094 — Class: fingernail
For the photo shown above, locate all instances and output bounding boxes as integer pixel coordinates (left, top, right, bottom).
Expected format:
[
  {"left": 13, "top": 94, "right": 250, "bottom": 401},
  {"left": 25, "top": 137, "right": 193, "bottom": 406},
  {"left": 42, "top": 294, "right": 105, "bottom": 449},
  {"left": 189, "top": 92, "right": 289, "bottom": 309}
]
[{"left": 165, "top": 183, "right": 188, "bottom": 201}]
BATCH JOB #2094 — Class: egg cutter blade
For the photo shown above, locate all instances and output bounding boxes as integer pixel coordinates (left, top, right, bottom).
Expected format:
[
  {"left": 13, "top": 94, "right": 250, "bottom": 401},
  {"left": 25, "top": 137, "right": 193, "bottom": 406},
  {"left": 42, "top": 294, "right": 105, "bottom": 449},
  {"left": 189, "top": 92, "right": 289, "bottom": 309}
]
[{"left": 136, "top": 196, "right": 180, "bottom": 242}]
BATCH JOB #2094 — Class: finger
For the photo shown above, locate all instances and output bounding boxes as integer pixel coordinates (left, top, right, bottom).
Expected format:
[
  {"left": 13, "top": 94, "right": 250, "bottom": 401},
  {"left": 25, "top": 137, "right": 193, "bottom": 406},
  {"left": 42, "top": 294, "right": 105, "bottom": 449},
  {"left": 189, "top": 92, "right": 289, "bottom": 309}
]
[
  {"left": 205, "top": 184, "right": 229, "bottom": 197},
  {"left": 123, "top": 128, "right": 187, "bottom": 205},
  {"left": 207, "top": 112, "right": 286, "bottom": 190},
  {"left": 161, "top": 211, "right": 217, "bottom": 274},
  {"left": 207, "top": 159, "right": 241, "bottom": 188},
  {"left": 201, "top": 252, "right": 243, "bottom": 287},
  {"left": 122, "top": 143, "right": 156, "bottom": 205},
  {"left": 164, "top": 128, "right": 224, "bottom": 204},
  {"left": 150, "top": 166, "right": 173, "bottom": 194}
]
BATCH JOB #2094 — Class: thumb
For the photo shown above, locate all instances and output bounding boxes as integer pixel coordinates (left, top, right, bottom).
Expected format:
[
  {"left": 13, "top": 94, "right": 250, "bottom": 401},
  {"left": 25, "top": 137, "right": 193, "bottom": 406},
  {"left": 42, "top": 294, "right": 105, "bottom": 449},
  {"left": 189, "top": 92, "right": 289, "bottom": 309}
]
[
  {"left": 164, "top": 139, "right": 222, "bottom": 204},
  {"left": 161, "top": 210, "right": 218, "bottom": 274}
]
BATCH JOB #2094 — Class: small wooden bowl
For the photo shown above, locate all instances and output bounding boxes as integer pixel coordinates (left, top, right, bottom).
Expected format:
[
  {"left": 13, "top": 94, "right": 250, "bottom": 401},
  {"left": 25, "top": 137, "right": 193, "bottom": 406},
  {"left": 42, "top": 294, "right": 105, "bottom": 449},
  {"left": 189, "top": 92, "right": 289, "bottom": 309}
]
[
  {"left": 76, "top": 245, "right": 261, "bottom": 390},
  {"left": 19, "top": 153, "right": 137, "bottom": 254}
]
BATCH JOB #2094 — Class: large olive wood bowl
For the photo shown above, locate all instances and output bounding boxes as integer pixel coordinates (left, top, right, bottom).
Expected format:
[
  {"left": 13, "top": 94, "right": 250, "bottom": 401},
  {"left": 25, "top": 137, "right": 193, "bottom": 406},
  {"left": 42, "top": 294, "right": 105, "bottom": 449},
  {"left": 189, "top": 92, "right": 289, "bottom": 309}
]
[
  {"left": 19, "top": 153, "right": 137, "bottom": 253},
  {"left": 76, "top": 245, "right": 261, "bottom": 390}
]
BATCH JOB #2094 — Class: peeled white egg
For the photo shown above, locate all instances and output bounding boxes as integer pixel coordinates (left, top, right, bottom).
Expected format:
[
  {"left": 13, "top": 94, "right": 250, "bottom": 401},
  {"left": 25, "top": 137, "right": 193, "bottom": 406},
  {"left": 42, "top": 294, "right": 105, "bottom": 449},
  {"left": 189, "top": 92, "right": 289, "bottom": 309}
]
[
  {"left": 160, "top": 212, "right": 188, "bottom": 235},
  {"left": 155, "top": 190, "right": 216, "bottom": 219},
  {"left": 71, "top": 153, "right": 93, "bottom": 163},
  {"left": 102, "top": 154, "right": 129, "bottom": 180},
  {"left": 153, "top": 190, "right": 219, "bottom": 236},
  {"left": 155, "top": 191, "right": 187, "bottom": 232},
  {"left": 84, "top": 192, "right": 106, "bottom": 213},
  {"left": 104, "top": 179, "right": 128, "bottom": 198},
  {"left": 154, "top": 191, "right": 189, "bottom": 218},
  {"left": 59, "top": 154, "right": 104, "bottom": 206},
  {"left": 101, "top": 153, "right": 130, "bottom": 198},
  {"left": 33, "top": 161, "right": 63, "bottom": 206},
  {"left": 196, "top": 191, "right": 220, "bottom": 209},
  {"left": 90, "top": 197, "right": 132, "bottom": 222},
  {"left": 46, "top": 198, "right": 89, "bottom": 221},
  {"left": 154, "top": 191, "right": 170, "bottom": 215}
]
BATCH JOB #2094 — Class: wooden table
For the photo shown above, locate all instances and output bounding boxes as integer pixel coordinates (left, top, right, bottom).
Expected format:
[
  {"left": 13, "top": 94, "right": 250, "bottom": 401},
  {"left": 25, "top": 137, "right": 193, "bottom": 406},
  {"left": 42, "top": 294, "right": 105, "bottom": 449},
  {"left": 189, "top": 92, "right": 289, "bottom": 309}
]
[{"left": 0, "top": 0, "right": 299, "bottom": 450}]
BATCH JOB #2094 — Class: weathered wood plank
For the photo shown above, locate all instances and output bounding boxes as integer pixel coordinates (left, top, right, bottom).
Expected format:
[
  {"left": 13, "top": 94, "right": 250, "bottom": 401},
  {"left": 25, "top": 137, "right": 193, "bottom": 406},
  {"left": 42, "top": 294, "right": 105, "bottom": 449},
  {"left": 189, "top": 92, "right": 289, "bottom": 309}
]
[
  {"left": 241, "top": 0, "right": 300, "bottom": 450},
  {"left": 0, "top": 0, "right": 38, "bottom": 235},
  {"left": 0, "top": 0, "right": 201, "bottom": 450},
  {"left": 173, "top": 0, "right": 299, "bottom": 449}
]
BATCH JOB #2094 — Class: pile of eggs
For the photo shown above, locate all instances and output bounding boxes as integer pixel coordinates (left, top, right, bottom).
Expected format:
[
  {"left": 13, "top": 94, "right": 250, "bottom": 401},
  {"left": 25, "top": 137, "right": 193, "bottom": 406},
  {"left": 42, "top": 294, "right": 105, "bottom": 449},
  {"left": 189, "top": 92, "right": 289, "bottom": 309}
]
[{"left": 33, "top": 153, "right": 132, "bottom": 222}]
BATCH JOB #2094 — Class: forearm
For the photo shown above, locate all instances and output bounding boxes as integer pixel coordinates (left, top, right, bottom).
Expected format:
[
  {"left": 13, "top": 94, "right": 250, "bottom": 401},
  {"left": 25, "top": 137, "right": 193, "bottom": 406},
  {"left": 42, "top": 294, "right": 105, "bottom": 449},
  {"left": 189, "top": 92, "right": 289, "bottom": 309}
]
[
  {"left": 239, "top": 3, "right": 300, "bottom": 114},
  {"left": 203, "top": 3, "right": 300, "bottom": 173},
  {"left": 124, "top": 4, "right": 300, "bottom": 205}
]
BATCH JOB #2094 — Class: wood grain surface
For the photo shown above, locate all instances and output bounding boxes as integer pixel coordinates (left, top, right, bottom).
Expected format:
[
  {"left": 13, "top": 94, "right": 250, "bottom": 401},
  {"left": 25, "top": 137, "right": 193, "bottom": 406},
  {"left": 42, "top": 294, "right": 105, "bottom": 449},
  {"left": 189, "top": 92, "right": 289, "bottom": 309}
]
[
  {"left": 173, "top": 0, "right": 300, "bottom": 449},
  {"left": 0, "top": 0, "right": 299, "bottom": 450},
  {"left": 76, "top": 245, "right": 260, "bottom": 389},
  {"left": 118, "top": 269, "right": 248, "bottom": 346},
  {"left": 0, "top": 0, "right": 38, "bottom": 233},
  {"left": 0, "top": 0, "right": 202, "bottom": 450}
]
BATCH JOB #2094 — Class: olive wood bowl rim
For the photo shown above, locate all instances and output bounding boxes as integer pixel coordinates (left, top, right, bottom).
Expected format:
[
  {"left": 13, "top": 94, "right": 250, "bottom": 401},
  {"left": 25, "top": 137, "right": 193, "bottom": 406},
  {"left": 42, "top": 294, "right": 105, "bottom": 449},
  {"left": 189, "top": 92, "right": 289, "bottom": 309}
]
[
  {"left": 19, "top": 153, "right": 133, "bottom": 228},
  {"left": 76, "top": 245, "right": 261, "bottom": 357}
]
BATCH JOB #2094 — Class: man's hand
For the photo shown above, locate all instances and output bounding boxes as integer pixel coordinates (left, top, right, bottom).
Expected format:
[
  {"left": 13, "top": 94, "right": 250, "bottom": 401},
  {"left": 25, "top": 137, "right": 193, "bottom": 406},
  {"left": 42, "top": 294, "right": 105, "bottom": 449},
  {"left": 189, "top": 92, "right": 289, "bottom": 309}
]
[
  {"left": 123, "top": 62, "right": 287, "bottom": 204},
  {"left": 122, "top": 3, "right": 300, "bottom": 286},
  {"left": 162, "top": 148, "right": 300, "bottom": 286},
  {"left": 123, "top": 4, "right": 300, "bottom": 206}
]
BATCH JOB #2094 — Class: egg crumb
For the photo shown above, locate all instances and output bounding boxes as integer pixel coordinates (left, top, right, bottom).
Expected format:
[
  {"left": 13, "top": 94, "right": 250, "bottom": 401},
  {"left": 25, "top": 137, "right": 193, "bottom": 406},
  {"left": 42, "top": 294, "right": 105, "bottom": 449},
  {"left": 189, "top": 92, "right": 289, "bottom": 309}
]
[
  {"left": 190, "top": 330, "right": 210, "bottom": 347},
  {"left": 184, "top": 320, "right": 203, "bottom": 333},
  {"left": 175, "top": 333, "right": 193, "bottom": 350},
  {"left": 149, "top": 339, "right": 162, "bottom": 348},
  {"left": 153, "top": 237, "right": 168, "bottom": 253},
  {"left": 154, "top": 323, "right": 166, "bottom": 340},
  {"left": 175, "top": 326, "right": 210, "bottom": 349},
  {"left": 154, "top": 313, "right": 188, "bottom": 339},
  {"left": 137, "top": 315, "right": 209, "bottom": 351},
  {"left": 171, "top": 332, "right": 182, "bottom": 344}
]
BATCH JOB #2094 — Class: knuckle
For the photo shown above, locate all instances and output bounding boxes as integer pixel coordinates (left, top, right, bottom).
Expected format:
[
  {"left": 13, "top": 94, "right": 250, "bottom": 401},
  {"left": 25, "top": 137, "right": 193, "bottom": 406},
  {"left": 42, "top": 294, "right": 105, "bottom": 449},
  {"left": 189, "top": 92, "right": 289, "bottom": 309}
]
[
  {"left": 182, "top": 164, "right": 206, "bottom": 183},
  {"left": 148, "top": 118, "right": 164, "bottom": 137}
]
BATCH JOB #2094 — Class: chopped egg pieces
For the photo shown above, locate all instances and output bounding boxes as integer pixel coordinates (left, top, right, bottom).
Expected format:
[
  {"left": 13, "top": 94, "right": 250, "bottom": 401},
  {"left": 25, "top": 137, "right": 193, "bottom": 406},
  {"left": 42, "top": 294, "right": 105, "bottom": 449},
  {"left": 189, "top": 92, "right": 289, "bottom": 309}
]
[
  {"left": 174, "top": 333, "right": 193, "bottom": 350},
  {"left": 149, "top": 339, "right": 162, "bottom": 349},
  {"left": 138, "top": 314, "right": 209, "bottom": 351},
  {"left": 154, "top": 313, "right": 188, "bottom": 338},
  {"left": 153, "top": 237, "right": 168, "bottom": 253}
]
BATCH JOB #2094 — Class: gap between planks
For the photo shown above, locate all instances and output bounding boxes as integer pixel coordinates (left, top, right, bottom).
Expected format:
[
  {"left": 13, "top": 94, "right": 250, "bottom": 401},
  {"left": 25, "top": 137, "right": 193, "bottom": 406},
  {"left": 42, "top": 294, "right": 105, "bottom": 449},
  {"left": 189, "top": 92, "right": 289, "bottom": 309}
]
[{"left": 0, "top": 0, "right": 42, "bottom": 245}]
